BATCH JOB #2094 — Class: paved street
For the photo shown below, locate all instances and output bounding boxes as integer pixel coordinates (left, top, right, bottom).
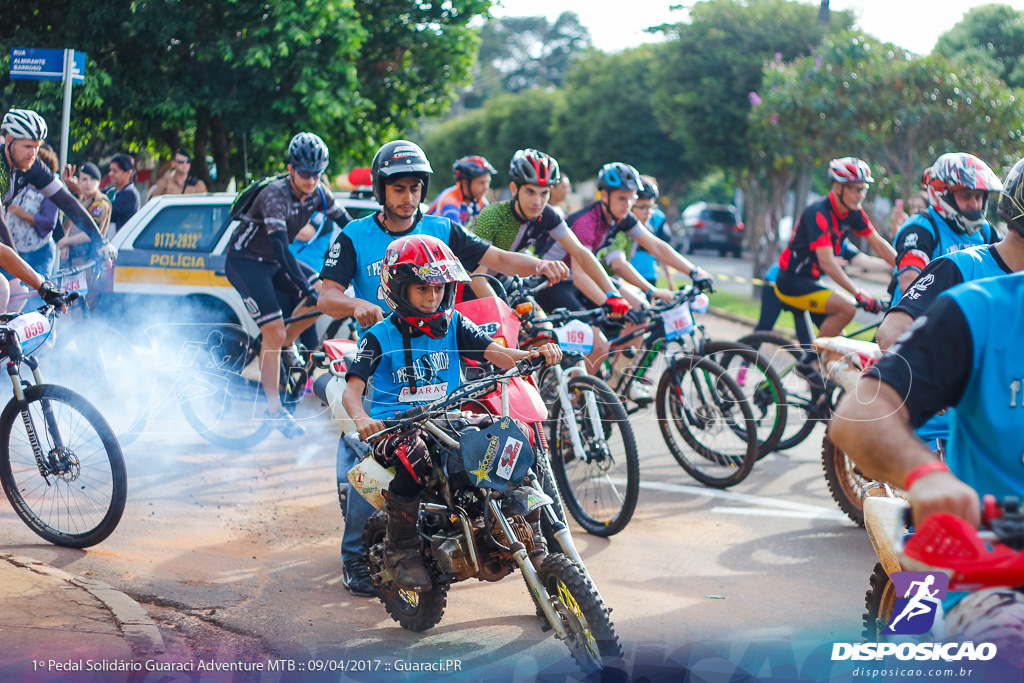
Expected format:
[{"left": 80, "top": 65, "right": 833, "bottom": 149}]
[{"left": 0, "top": 313, "right": 885, "bottom": 681}]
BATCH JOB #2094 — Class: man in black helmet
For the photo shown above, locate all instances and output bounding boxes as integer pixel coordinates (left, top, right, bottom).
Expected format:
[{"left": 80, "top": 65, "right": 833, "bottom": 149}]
[
  {"left": 225, "top": 132, "right": 353, "bottom": 438},
  {"left": 317, "top": 139, "right": 569, "bottom": 598}
]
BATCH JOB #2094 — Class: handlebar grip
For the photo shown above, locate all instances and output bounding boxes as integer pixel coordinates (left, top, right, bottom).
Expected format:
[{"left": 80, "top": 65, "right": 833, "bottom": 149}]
[{"left": 516, "top": 355, "right": 546, "bottom": 375}]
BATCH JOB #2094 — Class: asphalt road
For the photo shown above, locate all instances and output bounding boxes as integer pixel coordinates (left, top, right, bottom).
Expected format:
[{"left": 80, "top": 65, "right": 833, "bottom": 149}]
[{"left": 0, "top": 313, "right": 883, "bottom": 682}]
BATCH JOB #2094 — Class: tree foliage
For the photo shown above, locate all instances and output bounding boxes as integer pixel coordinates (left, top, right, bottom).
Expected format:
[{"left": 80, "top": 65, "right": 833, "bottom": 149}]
[
  {"left": 934, "top": 3, "right": 1024, "bottom": 89},
  {"left": 553, "top": 46, "right": 686, "bottom": 187},
  {"left": 0, "top": 0, "right": 490, "bottom": 188},
  {"left": 650, "top": 0, "right": 854, "bottom": 179}
]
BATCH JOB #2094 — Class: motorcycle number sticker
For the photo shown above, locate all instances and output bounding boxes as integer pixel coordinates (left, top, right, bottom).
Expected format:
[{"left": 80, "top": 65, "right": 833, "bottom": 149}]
[
  {"left": 663, "top": 302, "right": 695, "bottom": 340},
  {"left": 495, "top": 436, "right": 524, "bottom": 480},
  {"left": 553, "top": 320, "right": 594, "bottom": 355}
]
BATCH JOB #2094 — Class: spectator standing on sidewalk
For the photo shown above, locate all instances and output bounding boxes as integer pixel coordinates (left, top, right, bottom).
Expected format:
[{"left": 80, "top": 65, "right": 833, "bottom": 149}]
[
  {"left": 147, "top": 149, "right": 207, "bottom": 199},
  {"left": 104, "top": 153, "right": 140, "bottom": 237},
  {"left": 6, "top": 145, "right": 60, "bottom": 278},
  {"left": 58, "top": 162, "right": 111, "bottom": 265}
]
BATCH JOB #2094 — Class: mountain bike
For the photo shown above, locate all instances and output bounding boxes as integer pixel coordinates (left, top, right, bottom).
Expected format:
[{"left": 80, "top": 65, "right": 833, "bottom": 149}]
[
  {"left": 502, "top": 277, "right": 640, "bottom": 536},
  {"left": 175, "top": 308, "right": 320, "bottom": 449},
  {"left": 602, "top": 286, "right": 785, "bottom": 463},
  {"left": 0, "top": 297, "right": 127, "bottom": 548},
  {"left": 737, "top": 300, "right": 889, "bottom": 451}
]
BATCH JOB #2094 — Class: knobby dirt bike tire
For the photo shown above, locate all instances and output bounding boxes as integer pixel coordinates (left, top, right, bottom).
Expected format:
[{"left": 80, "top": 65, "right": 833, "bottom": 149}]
[
  {"left": 363, "top": 510, "right": 448, "bottom": 632},
  {"left": 822, "top": 434, "right": 871, "bottom": 527},
  {"left": 735, "top": 331, "right": 820, "bottom": 450},
  {"left": 701, "top": 340, "right": 787, "bottom": 459},
  {"left": 862, "top": 562, "right": 896, "bottom": 641},
  {"left": 547, "top": 373, "right": 640, "bottom": 537},
  {"left": 537, "top": 553, "right": 624, "bottom": 675},
  {"left": 0, "top": 384, "right": 126, "bottom": 548},
  {"left": 655, "top": 355, "right": 757, "bottom": 488}
]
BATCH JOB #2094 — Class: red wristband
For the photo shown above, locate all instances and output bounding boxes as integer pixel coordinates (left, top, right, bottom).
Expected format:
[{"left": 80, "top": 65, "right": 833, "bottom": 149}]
[{"left": 903, "top": 461, "right": 951, "bottom": 490}]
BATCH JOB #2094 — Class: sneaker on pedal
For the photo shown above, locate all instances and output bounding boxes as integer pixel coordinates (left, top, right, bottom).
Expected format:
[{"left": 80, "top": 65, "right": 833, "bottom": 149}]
[
  {"left": 240, "top": 355, "right": 262, "bottom": 382},
  {"left": 282, "top": 343, "right": 305, "bottom": 369},
  {"left": 265, "top": 409, "right": 306, "bottom": 438},
  {"left": 342, "top": 556, "right": 376, "bottom": 597},
  {"left": 627, "top": 379, "right": 654, "bottom": 405},
  {"left": 795, "top": 361, "right": 826, "bottom": 391}
]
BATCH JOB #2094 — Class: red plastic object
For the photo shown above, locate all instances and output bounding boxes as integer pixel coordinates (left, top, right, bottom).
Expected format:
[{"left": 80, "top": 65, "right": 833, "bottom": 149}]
[
  {"left": 455, "top": 296, "right": 522, "bottom": 350},
  {"left": 903, "top": 513, "right": 1024, "bottom": 591}
]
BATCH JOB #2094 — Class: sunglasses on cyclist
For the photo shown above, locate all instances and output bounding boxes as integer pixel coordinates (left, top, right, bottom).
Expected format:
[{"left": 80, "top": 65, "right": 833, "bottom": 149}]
[{"left": 294, "top": 169, "right": 323, "bottom": 180}]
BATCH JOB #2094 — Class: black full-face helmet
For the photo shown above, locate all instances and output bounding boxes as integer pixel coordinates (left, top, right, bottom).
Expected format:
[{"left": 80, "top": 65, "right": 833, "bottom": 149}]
[{"left": 997, "top": 157, "right": 1024, "bottom": 238}]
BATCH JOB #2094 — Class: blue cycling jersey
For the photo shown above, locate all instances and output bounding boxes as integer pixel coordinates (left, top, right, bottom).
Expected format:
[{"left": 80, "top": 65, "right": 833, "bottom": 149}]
[
  {"left": 940, "top": 272, "right": 1024, "bottom": 498},
  {"left": 363, "top": 312, "right": 464, "bottom": 420},
  {"left": 891, "top": 208, "right": 996, "bottom": 300}
]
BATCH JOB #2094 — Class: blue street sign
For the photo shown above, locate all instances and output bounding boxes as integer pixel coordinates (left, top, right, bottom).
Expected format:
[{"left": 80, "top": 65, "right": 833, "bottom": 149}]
[{"left": 10, "top": 48, "right": 85, "bottom": 84}]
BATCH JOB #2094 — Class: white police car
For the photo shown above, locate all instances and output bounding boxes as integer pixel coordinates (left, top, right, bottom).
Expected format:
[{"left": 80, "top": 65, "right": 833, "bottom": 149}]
[{"left": 101, "top": 191, "right": 380, "bottom": 336}]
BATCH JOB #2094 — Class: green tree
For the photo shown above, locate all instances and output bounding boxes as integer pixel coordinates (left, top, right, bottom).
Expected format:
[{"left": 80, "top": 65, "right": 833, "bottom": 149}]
[
  {"left": 934, "top": 3, "right": 1024, "bottom": 89},
  {"left": 0, "top": 0, "right": 490, "bottom": 188},
  {"left": 650, "top": 0, "right": 853, "bottom": 180},
  {"left": 552, "top": 46, "right": 686, "bottom": 188}
]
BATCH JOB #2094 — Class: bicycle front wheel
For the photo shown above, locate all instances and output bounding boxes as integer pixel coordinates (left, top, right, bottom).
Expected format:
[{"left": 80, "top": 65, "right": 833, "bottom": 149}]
[
  {"left": 702, "top": 341, "right": 787, "bottom": 459},
  {"left": 0, "top": 384, "right": 126, "bottom": 548},
  {"left": 548, "top": 374, "right": 639, "bottom": 537},
  {"left": 656, "top": 356, "right": 757, "bottom": 488}
]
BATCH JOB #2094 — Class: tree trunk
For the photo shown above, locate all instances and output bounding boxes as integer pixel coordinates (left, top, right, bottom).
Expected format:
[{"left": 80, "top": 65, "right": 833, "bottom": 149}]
[
  {"left": 209, "top": 114, "right": 232, "bottom": 192},
  {"left": 742, "top": 169, "right": 769, "bottom": 299},
  {"left": 818, "top": 0, "right": 830, "bottom": 27},
  {"left": 194, "top": 106, "right": 213, "bottom": 190}
]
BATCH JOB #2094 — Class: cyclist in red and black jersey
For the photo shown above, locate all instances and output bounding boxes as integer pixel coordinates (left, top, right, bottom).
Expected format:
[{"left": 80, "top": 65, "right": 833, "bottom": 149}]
[{"left": 775, "top": 157, "right": 896, "bottom": 339}]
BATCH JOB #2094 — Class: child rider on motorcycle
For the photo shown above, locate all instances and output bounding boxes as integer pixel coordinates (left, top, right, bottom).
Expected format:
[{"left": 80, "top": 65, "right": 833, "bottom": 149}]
[{"left": 341, "top": 234, "right": 562, "bottom": 590}]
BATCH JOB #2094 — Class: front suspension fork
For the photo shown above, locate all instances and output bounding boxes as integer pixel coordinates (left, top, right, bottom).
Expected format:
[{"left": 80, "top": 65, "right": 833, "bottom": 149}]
[{"left": 8, "top": 358, "right": 62, "bottom": 479}]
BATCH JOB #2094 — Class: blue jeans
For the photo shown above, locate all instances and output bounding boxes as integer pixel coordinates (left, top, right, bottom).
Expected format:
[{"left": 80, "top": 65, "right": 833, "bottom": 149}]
[
  {"left": 21, "top": 240, "right": 56, "bottom": 279},
  {"left": 337, "top": 433, "right": 376, "bottom": 562}
]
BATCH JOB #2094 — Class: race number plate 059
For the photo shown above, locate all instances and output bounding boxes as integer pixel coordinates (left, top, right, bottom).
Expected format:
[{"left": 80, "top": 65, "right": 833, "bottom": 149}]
[
  {"left": 10, "top": 312, "right": 52, "bottom": 354},
  {"left": 663, "top": 302, "right": 695, "bottom": 341},
  {"left": 553, "top": 320, "right": 594, "bottom": 355}
]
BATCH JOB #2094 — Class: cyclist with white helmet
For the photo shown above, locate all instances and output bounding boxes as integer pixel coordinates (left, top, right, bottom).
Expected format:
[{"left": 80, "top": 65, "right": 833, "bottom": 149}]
[
  {"left": 425, "top": 155, "right": 496, "bottom": 227},
  {"left": 888, "top": 152, "right": 1002, "bottom": 302},
  {"left": 226, "top": 132, "right": 354, "bottom": 438},
  {"left": 1, "top": 108, "right": 112, "bottom": 263},
  {"left": 774, "top": 157, "right": 896, "bottom": 386}
]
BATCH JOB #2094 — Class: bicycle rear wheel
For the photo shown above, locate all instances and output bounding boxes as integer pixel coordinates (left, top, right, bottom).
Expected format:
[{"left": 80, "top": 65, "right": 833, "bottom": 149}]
[
  {"left": 177, "top": 326, "right": 273, "bottom": 449},
  {"left": 701, "top": 341, "right": 786, "bottom": 458},
  {"left": 548, "top": 374, "right": 639, "bottom": 537},
  {"left": 0, "top": 384, "right": 126, "bottom": 548},
  {"left": 655, "top": 356, "right": 757, "bottom": 488}
]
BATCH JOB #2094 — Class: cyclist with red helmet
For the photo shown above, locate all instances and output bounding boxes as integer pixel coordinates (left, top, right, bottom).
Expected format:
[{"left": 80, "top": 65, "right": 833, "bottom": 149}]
[
  {"left": 318, "top": 140, "right": 568, "bottom": 597},
  {"left": 888, "top": 152, "right": 1002, "bottom": 302},
  {"left": 775, "top": 157, "right": 896, "bottom": 385},
  {"left": 425, "top": 155, "right": 496, "bottom": 227},
  {"left": 342, "top": 234, "right": 562, "bottom": 589}
]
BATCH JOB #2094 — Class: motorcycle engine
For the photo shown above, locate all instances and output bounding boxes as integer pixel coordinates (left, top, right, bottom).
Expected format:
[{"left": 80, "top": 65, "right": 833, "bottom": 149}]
[{"left": 430, "top": 533, "right": 476, "bottom": 580}]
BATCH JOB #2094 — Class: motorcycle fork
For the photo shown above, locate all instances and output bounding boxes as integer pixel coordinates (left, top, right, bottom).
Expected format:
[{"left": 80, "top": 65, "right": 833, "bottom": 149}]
[
  {"left": 539, "top": 504, "right": 605, "bottom": 603},
  {"left": 487, "top": 497, "right": 569, "bottom": 640}
]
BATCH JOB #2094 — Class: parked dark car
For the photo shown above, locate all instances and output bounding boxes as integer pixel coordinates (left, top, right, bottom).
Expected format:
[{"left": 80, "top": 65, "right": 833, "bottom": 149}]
[{"left": 677, "top": 202, "right": 745, "bottom": 258}]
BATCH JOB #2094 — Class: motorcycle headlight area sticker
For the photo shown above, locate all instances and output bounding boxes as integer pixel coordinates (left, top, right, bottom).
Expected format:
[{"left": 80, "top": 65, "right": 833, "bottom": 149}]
[{"left": 460, "top": 418, "right": 535, "bottom": 490}]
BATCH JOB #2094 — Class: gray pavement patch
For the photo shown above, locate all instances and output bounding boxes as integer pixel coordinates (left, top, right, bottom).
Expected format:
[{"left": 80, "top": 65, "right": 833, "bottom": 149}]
[{"left": 1, "top": 553, "right": 166, "bottom": 657}]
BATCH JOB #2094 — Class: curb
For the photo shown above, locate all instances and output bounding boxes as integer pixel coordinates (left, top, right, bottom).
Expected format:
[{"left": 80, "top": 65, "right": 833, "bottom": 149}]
[{"left": 1, "top": 553, "right": 166, "bottom": 657}]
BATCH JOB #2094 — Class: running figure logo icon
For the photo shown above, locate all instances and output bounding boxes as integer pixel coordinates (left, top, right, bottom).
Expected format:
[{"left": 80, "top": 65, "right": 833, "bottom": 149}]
[{"left": 885, "top": 571, "right": 949, "bottom": 635}]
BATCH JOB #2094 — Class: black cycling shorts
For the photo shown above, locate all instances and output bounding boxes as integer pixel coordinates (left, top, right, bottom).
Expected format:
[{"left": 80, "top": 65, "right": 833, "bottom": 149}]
[
  {"left": 534, "top": 280, "right": 591, "bottom": 314},
  {"left": 225, "top": 255, "right": 317, "bottom": 327}
]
